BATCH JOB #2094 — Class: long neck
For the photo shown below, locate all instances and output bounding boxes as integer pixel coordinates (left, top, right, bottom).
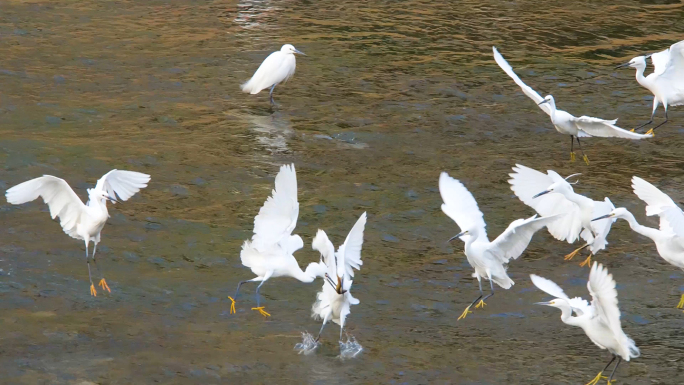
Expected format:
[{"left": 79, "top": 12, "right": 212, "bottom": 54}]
[
  {"left": 558, "top": 303, "right": 581, "bottom": 327},
  {"left": 548, "top": 101, "right": 557, "bottom": 122},
  {"left": 620, "top": 211, "right": 662, "bottom": 241},
  {"left": 292, "top": 262, "right": 323, "bottom": 283},
  {"left": 562, "top": 190, "right": 592, "bottom": 208},
  {"left": 635, "top": 65, "right": 650, "bottom": 89}
]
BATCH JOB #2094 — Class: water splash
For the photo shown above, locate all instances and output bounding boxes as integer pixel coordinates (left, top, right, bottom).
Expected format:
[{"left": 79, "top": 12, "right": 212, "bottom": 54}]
[
  {"left": 338, "top": 335, "right": 363, "bottom": 359},
  {"left": 293, "top": 332, "right": 319, "bottom": 355}
]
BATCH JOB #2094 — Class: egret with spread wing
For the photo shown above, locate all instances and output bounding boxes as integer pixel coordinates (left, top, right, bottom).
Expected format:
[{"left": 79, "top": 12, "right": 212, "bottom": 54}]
[
  {"left": 494, "top": 46, "right": 652, "bottom": 164},
  {"left": 509, "top": 164, "right": 616, "bottom": 267},
  {"left": 242, "top": 44, "right": 306, "bottom": 105},
  {"left": 229, "top": 164, "right": 326, "bottom": 317},
  {"left": 531, "top": 263, "right": 640, "bottom": 385},
  {"left": 593, "top": 176, "right": 684, "bottom": 308},
  {"left": 617, "top": 40, "right": 684, "bottom": 134},
  {"left": 439, "top": 172, "right": 561, "bottom": 320},
  {"left": 5, "top": 170, "right": 150, "bottom": 296},
  {"left": 311, "top": 212, "right": 366, "bottom": 343}
]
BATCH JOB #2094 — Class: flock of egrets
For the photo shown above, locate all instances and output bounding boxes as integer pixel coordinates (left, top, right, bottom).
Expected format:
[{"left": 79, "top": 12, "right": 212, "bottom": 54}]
[{"left": 4, "top": 39, "right": 684, "bottom": 380}]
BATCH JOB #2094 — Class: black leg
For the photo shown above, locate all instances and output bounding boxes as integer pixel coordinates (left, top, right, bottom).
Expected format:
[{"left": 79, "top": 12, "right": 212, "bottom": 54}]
[
  {"left": 576, "top": 136, "right": 589, "bottom": 164},
  {"left": 316, "top": 319, "right": 327, "bottom": 342},
  {"left": 269, "top": 84, "right": 276, "bottom": 105},
  {"left": 481, "top": 277, "right": 495, "bottom": 303},
  {"left": 467, "top": 278, "right": 485, "bottom": 308},
  {"left": 233, "top": 280, "right": 251, "bottom": 300},
  {"left": 649, "top": 110, "right": 668, "bottom": 132},
  {"left": 606, "top": 356, "right": 622, "bottom": 383},
  {"left": 255, "top": 280, "right": 266, "bottom": 307}
]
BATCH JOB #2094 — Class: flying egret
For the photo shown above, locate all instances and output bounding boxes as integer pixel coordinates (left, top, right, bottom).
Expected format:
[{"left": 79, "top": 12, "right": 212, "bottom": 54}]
[
  {"left": 310, "top": 212, "right": 366, "bottom": 343},
  {"left": 616, "top": 40, "right": 684, "bottom": 134},
  {"left": 439, "top": 172, "right": 562, "bottom": 320},
  {"left": 593, "top": 176, "right": 684, "bottom": 309},
  {"left": 5, "top": 170, "right": 150, "bottom": 296},
  {"left": 241, "top": 44, "right": 306, "bottom": 105},
  {"left": 531, "top": 263, "right": 640, "bottom": 385},
  {"left": 509, "top": 164, "right": 616, "bottom": 267},
  {"left": 493, "top": 46, "right": 652, "bottom": 164},
  {"left": 229, "top": 164, "right": 326, "bottom": 317}
]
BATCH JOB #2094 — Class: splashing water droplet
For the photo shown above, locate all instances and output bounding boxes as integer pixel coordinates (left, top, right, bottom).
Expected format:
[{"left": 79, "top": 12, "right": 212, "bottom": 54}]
[
  {"left": 338, "top": 335, "right": 363, "bottom": 359},
  {"left": 293, "top": 332, "right": 319, "bottom": 355}
]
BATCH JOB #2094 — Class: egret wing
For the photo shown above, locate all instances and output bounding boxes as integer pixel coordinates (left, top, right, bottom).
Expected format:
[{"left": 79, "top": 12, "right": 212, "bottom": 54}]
[
  {"left": 632, "top": 176, "right": 684, "bottom": 235},
  {"left": 312, "top": 229, "right": 337, "bottom": 278},
  {"left": 657, "top": 40, "right": 684, "bottom": 106},
  {"left": 95, "top": 169, "right": 150, "bottom": 202},
  {"left": 493, "top": 47, "right": 552, "bottom": 116},
  {"left": 588, "top": 198, "right": 616, "bottom": 254},
  {"left": 488, "top": 214, "right": 562, "bottom": 263},
  {"left": 241, "top": 51, "right": 296, "bottom": 94},
  {"left": 651, "top": 47, "right": 670, "bottom": 76},
  {"left": 508, "top": 164, "right": 583, "bottom": 243},
  {"left": 572, "top": 116, "right": 653, "bottom": 140},
  {"left": 439, "top": 172, "right": 487, "bottom": 240},
  {"left": 6, "top": 175, "right": 86, "bottom": 239},
  {"left": 530, "top": 274, "right": 570, "bottom": 300},
  {"left": 252, "top": 164, "right": 301, "bottom": 252},
  {"left": 337, "top": 212, "right": 367, "bottom": 280}
]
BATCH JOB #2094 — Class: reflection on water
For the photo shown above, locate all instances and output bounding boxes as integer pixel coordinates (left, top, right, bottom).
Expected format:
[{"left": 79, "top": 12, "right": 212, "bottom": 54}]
[{"left": 0, "top": 0, "right": 683, "bottom": 383}]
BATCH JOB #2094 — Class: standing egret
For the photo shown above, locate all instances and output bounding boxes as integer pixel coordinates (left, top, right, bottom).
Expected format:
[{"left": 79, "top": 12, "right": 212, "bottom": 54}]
[
  {"left": 531, "top": 263, "right": 640, "bottom": 385},
  {"left": 439, "top": 172, "right": 562, "bottom": 320},
  {"left": 241, "top": 44, "right": 306, "bottom": 105},
  {"left": 616, "top": 40, "right": 684, "bottom": 134},
  {"left": 509, "top": 164, "right": 616, "bottom": 267},
  {"left": 229, "top": 164, "right": 326, "bottom": 317},
  {"left": 493, "top": 47, "right": 652, "bottom": 164},
  {"left": 5, "top": 170, "right": 150, "bottom": 296},
  {"left": 310, "top": 212, "right": 366, "bottom": 344},
  {"left": 593, "top": 176, "right": 684, "bottom": 309}
]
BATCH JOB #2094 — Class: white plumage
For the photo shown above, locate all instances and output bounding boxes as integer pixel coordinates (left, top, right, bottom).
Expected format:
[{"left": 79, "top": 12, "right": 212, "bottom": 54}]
[
  {"left": 5, "top": 169, "right": 150, "bottom": 296},
  {"left": 532, "top": 263, "right": 639, "bottom": 384},
  {"left": 241, "top": 44, "right": 305, "bottom": 105},
  {"left": 439, "top": 172, "right": 561, "bottom": 320}
]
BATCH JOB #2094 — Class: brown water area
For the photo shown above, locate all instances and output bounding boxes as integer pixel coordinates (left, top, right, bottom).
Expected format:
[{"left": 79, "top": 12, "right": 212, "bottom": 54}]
[{"left": 1, "top": 0, "right": 684, "bottom": 383}]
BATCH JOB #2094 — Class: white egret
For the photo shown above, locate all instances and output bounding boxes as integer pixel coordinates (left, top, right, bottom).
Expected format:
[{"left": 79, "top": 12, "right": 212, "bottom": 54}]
[
  {"left": 241, "top": 44, "right": 306, "bottom": 105},
  {"left": 439, "top": 172, "right": 562, "bottom": 320},
  {"left": 5, "top": 170, "right": 150, "bottom": 296},
  {"left": 229, "top": 164, "right": 326, "bottom": 317},
  {"left": 493, "top": 46, "right": 652, "bottom": 165},
  {"left": 509, "top": 164, "right": 616, "bottom": 267},
  {"left": 616, "top": 40, "right": 684, "bottom": 134},
  {"left": 310, "top": 212, "right": 366, "bottom": 343},
  {"left": 531, "top": 263, "right": 640, "bottom": 385},
  {"left": 593, "top": 176, "right": 684, "bottom": 309}
]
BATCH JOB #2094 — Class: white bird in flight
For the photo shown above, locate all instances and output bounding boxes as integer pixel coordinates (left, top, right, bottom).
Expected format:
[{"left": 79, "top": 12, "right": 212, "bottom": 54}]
[
  {"left": 5, "top": 170, "right": 150, "bottom": 296},
  {"left": 509, "top": 164, "right": 616, "bottom": 268},
  {"left": 229, "top": 164, "right": 326, "bottom": 317},
  {"left": 241, "top": 44, "right": 306, "bottom": 105},
  {"left": 593, "top": 176, "right": 684, "bottom": 309},
  {"left": 439, "top": 172, "right": 561, "bottom": 320},
  {"left": 311, "top": 212, "right": 366, "bottom": 343},
  {"left": 493, "top": 46, "right": 652, "bottom": 165},
  {"left": 531, "top": 263, "right": 640, "bottom": 385}
]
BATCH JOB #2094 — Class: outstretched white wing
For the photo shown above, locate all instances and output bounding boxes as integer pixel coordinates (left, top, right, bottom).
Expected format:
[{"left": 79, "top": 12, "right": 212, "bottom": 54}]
[
  {"left": 439, "top": 172, "right": 488, "bottom": 240},
  {"left": 572, "top": 116, "right": 653, "bottom": 140},
  {"left": 657, "top": 40, "right": 684, "bottom": 106},
  {"left": 493, "top": 46, "right": 552, "bottom": 116},
  {"left": 530, "top": 274, "right": 589, "bottom": 315},
  {"left": 508, "top": 164, "right": 582, "bottom": 243},
  {"left": 337, "top": 212, "right": 367, "bottom": 282},
  {"left": 252, "top": 164, "right": 301, "bottom": 253},
  {"left": 95, "top": 169, "right": 150, "bottom": 202},
  {"left": 632, "top": 176, "right": 684, "bottom": 236},
  {"left": 312, "top": 229, "right": 336, "bottom": 278},
  {"left": 651, "top": 47, "right": 670, "bottom": 76},
  {"left": 6, "top": 175, "right": 86, "bottom": 239},
  {"left": 487, "top": 214, "right": 562, "bottom": 264}
]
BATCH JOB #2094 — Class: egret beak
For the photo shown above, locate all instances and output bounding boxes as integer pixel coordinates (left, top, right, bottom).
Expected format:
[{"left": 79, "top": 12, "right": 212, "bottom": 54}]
[
  {"left": 535, "top": 301, "right": 553, "bottom": 306},
  {"left": 533, "top": 190, "right": 551, "bottom": 198},
  {"left": 447, "top": 231, "right": 467, "bottom": 243},
  {"left": 592, "top": 213, "right": 614, "bottom": 222},
  {"left": 108, "top": 194, "right": 119, "bottom": 204},
  {"left": 538, "top": 99, "right": 549, "bottom": 106},
  {"left": 294, "top": 49, "right": 306, "bottom": 56},
  {"left": 615, "top": 62, "right": 631, "bottom": 69}
]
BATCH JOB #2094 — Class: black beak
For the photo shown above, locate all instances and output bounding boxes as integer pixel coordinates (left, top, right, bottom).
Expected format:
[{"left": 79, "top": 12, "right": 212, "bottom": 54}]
[
  {"left": 533, "top": 190, "right": 551, "bottom": 198},
  {"left": 538, "top": 100, "right": 549, "bottom": 106},
  {"left": 592, "top": 214, "right": 613, "bottom": 222},
  {"left": 615, "top": 62, "right": 631, "bottom": 69},
  {"left": 447, "top": 231, "right": 466, "bottom": 243}
]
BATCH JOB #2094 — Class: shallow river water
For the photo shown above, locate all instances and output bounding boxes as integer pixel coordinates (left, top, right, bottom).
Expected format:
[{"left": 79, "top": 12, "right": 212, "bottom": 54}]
[{"left": 1, "top": 0, "right": 684, "bottom": 384}]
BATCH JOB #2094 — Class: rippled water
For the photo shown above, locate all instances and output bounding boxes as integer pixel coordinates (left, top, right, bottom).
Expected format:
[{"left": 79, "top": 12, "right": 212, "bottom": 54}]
[{"left": 1, "top": 0, "right": 684, "bottom": 383}]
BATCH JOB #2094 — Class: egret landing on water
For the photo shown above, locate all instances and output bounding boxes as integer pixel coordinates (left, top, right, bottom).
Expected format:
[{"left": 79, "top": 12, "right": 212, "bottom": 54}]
[
  {"left": 593, "top": 176, "right": 684, "bottom": 309},
  {"left": 229, "top": 164, "right": 326, "bottom": 317},
  {"left": 439, "top": 172, "right": 562, "bottom": 320},
  {"left": 493, "top": 47, "right": 652, "bottom": 165},
  {"left": 241, "top": 44, "right": 306, "bottom": 106},
  {"left": 617, "top": 40, "right": 684, "bottom": 134},
  {"left": 531, "top": 263, "right": 640, "bottom": 385},
  {"left": 509, "top": 164, "right": 616, "bottom": 268},
  {"left": 5, "top": 170, "right": 150, "bottom": 296}
]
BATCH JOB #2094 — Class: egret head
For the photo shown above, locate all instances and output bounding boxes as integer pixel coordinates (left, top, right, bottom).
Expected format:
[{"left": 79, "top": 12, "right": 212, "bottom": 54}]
[
  {"left": 535, "top": 298, "right": 565, "bottom": 308},
  {"left": 447, "top": 227, "right": 478, "bottom": 243},
  {"left": 89, "top": 188, "right": 118, "bottom": 204},
  {"left": 532, "top": 180, "right": 571, "bottom": 199},
  {"left": 537, "top": 95, "right": 556, "bottom": 108},
  {"left": 592, "top": 207, "right": 628, "bottom": 222},
  {"left": 281, "top": 44, "right": 306, "bottom": 56},
  {"left": 616, "top": 56, "right": 648, "bottom": 70}
]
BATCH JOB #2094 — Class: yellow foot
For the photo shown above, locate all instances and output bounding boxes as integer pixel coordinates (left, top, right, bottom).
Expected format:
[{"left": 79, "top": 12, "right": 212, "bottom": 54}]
[
  {"left": 677, "top": 294, "right": 684, "bottom": 309},
  {"left": 251, "top": 306, "right": 271, "bottom": 317},
  {"left": 579, "top": 255, "right": 593, "bottom": 268},
  {"left": 583, "top": 155, "right": 590, "bottom": 165},
  {"left": 90, "top": 283, "right": 97, "bottom": 297},
  {"left": 630, "top": 128, "right": 635, "bottom": 132},
  {"left": 98, "top": 279, "right": 111, "bottom": 293},
  {"left": 585, "top": 372, "right": 608, "bottom": 385},
  {"left": 645, "top": 128, "right": 655, "bottom": 136},
  {"left": 228, "top": 296, "right": 237, "bottom": 314},
  {"left": 457, "top": 305, "right": 473, "bottom": 321},
  {"left": 475, "top": 299, "right": 487, "bottom": 309},
  {"left": 564, "top": 248, "right": 581, "bottom": 261},
  {"left": 570, "top": 152, "right": 576, "bottom": 162}
]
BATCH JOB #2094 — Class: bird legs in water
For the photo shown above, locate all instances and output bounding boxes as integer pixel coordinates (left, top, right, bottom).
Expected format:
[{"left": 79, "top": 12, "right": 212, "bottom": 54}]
[
  {"left": 587, "top": 355, "right": 621, "bottom": 385},
  {"left": 91, "top": 243, "right": 111, "bottom": 294},
  {"left": 677, "top": 294, "right": 684, "bottom": 310},
  {"left": 458, "top": 276, "right": 494, "bottom": 321},
  {"left": 269, "top": 84, "right": 277, "bottom": 106},
  {"left": 570, "top": 136, "right": 590, "bottom": 165},
  {"left": 228, "top": 279, "right": 270, "bottom": 317}
]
